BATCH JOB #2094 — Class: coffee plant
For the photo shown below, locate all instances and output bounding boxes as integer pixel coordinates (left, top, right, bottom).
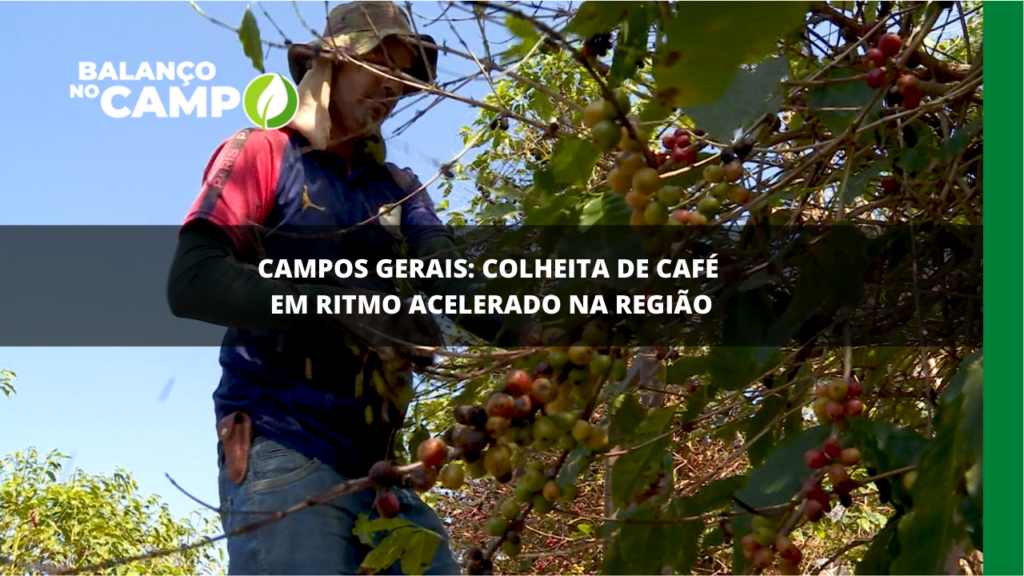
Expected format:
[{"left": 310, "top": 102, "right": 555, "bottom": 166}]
[{"left": 201, "top": 1, "right": 985, "bottom": 574}]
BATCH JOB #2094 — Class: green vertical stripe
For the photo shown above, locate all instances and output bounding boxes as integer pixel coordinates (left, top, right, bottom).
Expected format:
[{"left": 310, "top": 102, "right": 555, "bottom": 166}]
[{"left": 985, "top": 3, "right": 1022, "bottom": 575}]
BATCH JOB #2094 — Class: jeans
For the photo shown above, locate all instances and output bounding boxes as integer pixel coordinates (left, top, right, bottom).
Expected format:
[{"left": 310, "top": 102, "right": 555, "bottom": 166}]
[{"left": 217, "top": 436, "right": 461, "bottom": 575}]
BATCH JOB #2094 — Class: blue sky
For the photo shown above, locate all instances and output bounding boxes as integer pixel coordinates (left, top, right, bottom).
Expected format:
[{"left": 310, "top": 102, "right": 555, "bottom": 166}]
[{"left": 0, "top": 1, "right": 502, "bottom": 525}]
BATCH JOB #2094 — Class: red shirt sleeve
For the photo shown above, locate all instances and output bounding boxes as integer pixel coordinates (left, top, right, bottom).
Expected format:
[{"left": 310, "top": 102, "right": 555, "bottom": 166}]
[{"left": 182, "top": 128, "right": 286, "bottom": 253}]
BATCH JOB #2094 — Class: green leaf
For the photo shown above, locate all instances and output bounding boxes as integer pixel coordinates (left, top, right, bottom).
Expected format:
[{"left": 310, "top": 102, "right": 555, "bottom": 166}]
[
  {"left": 602, "top": 501, "right": 701, "bottom": 575},
  {"left": 612, "top": 395, "right": 647, "bottom": 437},
  {"left": 845, "top": 158, "right": 888, "bottom": 204},
  {"left": 847, "top": 419, "right": 927, "bottom": 508},
  {"left": 939, "top": 118, "right": 981, "bottom": 162},
  {"left": 477, "top": 202, "right": 519, "bottom": 222},
  {"left": 890, "top": 355, "right": 982, "bottom": 574},
  {"left": 237, "top": 8, "right": 264, "bottom": 74},
  {"left": 505, "top": 15, "right": 539, "bottom": 41},
  {"left": 353, "top": 515, "right": 413, "bottom": 546},
  {"left": 707, "top": 347, "right": 764, "bottom": 392},
  {"left": 745, "top": 393, "right": 787, "bottom": 467},
  {"left": 653, "top": 2, "right": 808, "bottom": 106},
  {"left": 360, "top": 528, "right": 414, "bottom": 574},
  {"left": 856, "top": 516, "right": 901, "bottom": 575},
  {"left": 611, "top": 408, "right": 674, "bottom": 507},
  {"left": 556, "top": 445, "right": 592, "bottom": 495},
  {"left": 503, "top": 15, "right": 541, "bottom": 61},
  {"left": 666, "top": 355, "right": 709, "bottom": 384},
  {"left": 400, "top": 529, "right": 440, "bottom": 576},
  {"left": 693, "top": 476, "right": 748, "bottom": 513},
  {"left": 896, "top": 122, "right": 940, "bottom": 174},
  {"left": 566, "top": 2, "right": 632, "bottom": 37},
  {"left": 550, "top": 137, "right": 599, "bottom": 187},
  {"left": 608, "top": 7, "right": 651, "bottom": 87},
  {"left": 682, "top": 56, "right": 791, "bottom": 141},
  {"left": 809, "top": 70, "right": 882, "bottom": 134},
  {"left": 579, "top": 191, "right": 631, "bottom": 228}
]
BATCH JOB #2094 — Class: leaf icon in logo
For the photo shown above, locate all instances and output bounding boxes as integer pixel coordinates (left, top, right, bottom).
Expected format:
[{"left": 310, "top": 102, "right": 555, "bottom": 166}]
[{"left": 256, "top": 74, "right": 289, "bottom": 131}]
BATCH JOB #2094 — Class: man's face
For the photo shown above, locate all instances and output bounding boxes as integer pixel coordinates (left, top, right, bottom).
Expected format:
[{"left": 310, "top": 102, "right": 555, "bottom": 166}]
[{"left": 329, "top": 37, "right": 415, "bottom": 139}]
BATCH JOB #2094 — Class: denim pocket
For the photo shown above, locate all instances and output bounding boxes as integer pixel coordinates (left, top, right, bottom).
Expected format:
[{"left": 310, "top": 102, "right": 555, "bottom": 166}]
[{"left": 247, "top": 438, "right": 322, "bottom": 495}]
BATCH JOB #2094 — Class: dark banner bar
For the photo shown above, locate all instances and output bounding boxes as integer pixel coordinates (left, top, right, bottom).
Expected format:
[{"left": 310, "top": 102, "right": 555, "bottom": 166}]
[{"left": 0, "top": 224, "right": 981, "bottom": 347}]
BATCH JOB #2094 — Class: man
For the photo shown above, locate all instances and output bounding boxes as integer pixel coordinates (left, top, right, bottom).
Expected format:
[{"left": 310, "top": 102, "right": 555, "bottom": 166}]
[{"left": 167, "top": 3, "right": 524, "bottom": 573}]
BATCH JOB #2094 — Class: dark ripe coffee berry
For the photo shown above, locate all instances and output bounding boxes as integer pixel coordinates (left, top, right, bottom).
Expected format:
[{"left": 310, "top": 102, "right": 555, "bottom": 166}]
[
  {"left": 505, "top": 370, "right": 533, "bottom": 396},
  {"left": 732, "top": 139, "right": 754, "bottom": 161},
  {"left": 369, "top": 460, "right": 400, "bottom": 488},
  {"left": 779, "top": 542, "right": 803, "bottom": 566},
  {"left": 866, "top": 67, "right": 886, "bottom": 89},
  {"left": 779, "top": 560, "right": 801, "bottom": 575},
  {"left": 719, "top": 150, "right": 736, "bottom": 165},
  {"left": 417, "top": 438, "right": 448, "bottom": 468},
  {"left": 680, "top": 146, "right": 698, "bottom": 165},
  {"left": 846, "top": 376, "right": 864, "bottom": 397},
  {"left": 375, "top": 491, "right": 401, "bottom": 518},
  {"left": 823, "top": 437, "right": 842, "bottom": 459},
  {"left": 673, "top": 127, "right": 689, "bottom": 139},
  {"left": 902, "top": 89, "right": 921, "bottom": 110},
  {"left": 881, "top": 177, "right": 898, "bottom": 195},
  {"left": 804, "top": 449, "right": 829, "bottom": 469},
  {"left": 532, "top": 361, "right": 553, "bottom": 378},
  {"left": 839, "top": 493, "right": 854, "bottom": 508},
  {"left": 802, "top": 498, "right": 824, "bottom": 521}
]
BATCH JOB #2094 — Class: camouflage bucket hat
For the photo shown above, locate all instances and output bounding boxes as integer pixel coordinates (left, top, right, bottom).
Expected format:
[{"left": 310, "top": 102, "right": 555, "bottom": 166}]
[{"left": 287, "top": 1, "right": 438, "bottom": 95}]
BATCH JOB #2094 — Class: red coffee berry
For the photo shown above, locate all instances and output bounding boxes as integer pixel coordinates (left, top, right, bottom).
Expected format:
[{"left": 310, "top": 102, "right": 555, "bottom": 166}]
[
  {"left": 878, "top": 33, "right": 902, "bottom": 58},
  {"left": 845, "top": 398, "right": 865, "bottom": 417},
  {"left": 375, "top": 491, "right": 401, "bottom": 518},
  {"left": 802, "top": 499, "right": 824, "bottom": 522},
  {"left": 486, "top": 393, "right": 516, "bottom": 419},
  {"left": 680, "top": 146, "right": 698, "bottom": 165},
  {"left": 862, "top": 47, "right": 885, "bottom": 69},
  {"left": 662, "top": 134, "right": 677, "bottom": 150},
  {"left": 828, "top": 463, "right": 849, "bottom": 485},
  {"left": 866, "top": 67, "right": 886, "bottom": 89},
  {"left": 804, "top": 449, "right": 829, "bottom": 469},
  {"left": 823, "top": 437, "right": 842, "bottom": 459},
  {"left": 505, "top": 370, "right": 532, "bottom": 396},
  {"left": 902, "top": 89, "right": 922, "bottom": 110},
  {"left": 847, "top": 376, "right": 865, "bottom": 397},
  {"left": 825, "top": 400, "right": 846, "bottom": 421},
  {"left": 417, "top": 438, "right": 448, "bottom": 468},
  {"left": 670, "top": 146, "right": 688, "bottom": 164},
  {"left": 896, "top": 74, "right": 919, "bottom": 95}
]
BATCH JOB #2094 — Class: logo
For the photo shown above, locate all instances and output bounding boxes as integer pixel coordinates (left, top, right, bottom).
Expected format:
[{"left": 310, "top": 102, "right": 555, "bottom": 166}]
[{"left": 243, "top": 73, "right": 299, "bottom": 130}]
